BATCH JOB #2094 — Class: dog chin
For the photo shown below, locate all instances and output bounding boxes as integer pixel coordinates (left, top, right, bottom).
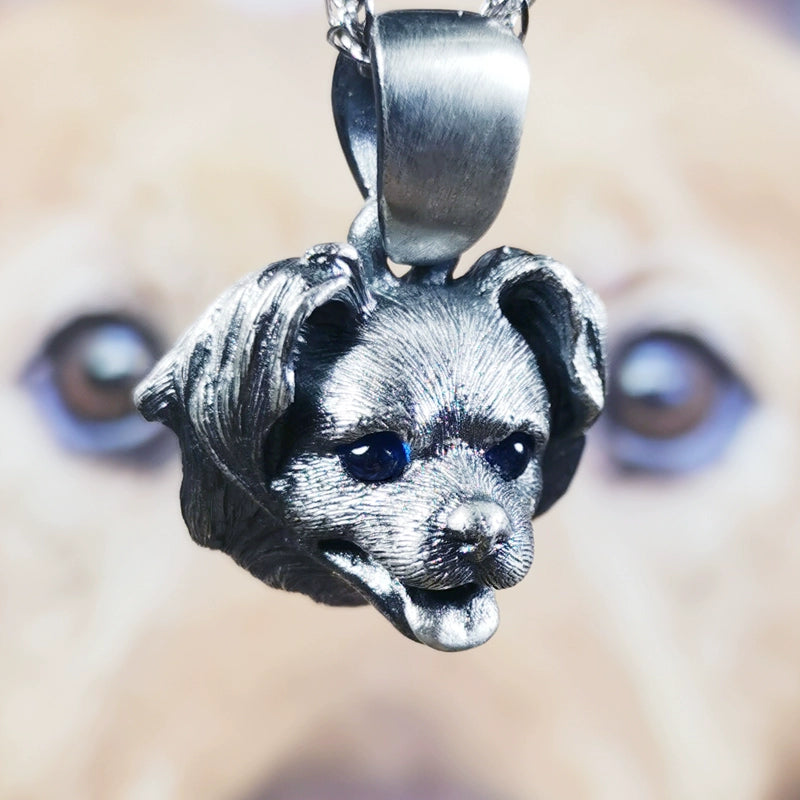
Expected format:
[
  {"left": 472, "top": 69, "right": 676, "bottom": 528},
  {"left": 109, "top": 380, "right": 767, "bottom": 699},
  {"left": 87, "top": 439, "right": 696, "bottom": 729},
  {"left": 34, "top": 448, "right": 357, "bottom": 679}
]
[{"left": 317, "top": 541, "right": 500, "bottom": 652}]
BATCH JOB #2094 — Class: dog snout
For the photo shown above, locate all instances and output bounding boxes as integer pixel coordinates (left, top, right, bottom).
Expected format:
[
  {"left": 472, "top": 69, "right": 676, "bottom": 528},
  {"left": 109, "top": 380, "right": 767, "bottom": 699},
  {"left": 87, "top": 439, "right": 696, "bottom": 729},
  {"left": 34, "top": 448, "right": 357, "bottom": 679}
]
[{"left": 445, "top": 500, "right": 510, "bottom": 563}]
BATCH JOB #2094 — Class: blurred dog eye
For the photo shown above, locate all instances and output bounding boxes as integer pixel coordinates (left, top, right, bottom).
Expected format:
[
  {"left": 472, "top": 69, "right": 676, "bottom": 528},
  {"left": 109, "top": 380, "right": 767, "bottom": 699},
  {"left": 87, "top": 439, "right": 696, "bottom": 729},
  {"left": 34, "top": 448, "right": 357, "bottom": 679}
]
[
  {"left": 485, "top": 432, "right": 535, "bottom": 480},
  {"left": 604, "top": 331, "right": 752, "bottom": 473},
  {"left": 338, "top": 432, "right": 411, "bottom": 483},
  {"left": 24, "top": 313, "right": 167, "bottom": 458}
]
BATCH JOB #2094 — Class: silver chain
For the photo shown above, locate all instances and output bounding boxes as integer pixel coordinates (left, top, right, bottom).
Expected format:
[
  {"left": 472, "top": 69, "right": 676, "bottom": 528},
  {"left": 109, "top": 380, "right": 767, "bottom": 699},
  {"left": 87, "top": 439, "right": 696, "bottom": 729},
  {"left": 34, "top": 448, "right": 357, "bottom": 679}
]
[{"left": 325, "top": 0, "right": 535, "bottom": 64}]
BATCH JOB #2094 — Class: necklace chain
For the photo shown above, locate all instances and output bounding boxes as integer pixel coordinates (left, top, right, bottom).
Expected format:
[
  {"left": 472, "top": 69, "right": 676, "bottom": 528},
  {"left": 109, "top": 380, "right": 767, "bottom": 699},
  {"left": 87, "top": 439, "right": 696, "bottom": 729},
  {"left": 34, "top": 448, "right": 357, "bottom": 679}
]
[{"left": 326, "top": 0, "right": 535, "bottom": 64}]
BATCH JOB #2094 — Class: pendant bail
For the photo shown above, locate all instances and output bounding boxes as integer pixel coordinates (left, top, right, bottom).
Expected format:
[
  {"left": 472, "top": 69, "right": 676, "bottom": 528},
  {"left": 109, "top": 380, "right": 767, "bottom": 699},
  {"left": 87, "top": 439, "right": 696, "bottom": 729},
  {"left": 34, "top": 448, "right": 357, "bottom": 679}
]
[{"left": 332, "top": 10, "right": 529, "bottom": 268}]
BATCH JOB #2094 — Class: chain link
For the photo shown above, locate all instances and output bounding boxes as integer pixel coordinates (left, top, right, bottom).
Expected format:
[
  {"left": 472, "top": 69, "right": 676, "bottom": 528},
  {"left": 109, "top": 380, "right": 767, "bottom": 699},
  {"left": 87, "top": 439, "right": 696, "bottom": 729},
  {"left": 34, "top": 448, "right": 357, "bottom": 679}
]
[
  {"left": 325, "top": 0, "right": 535, "bottom": 63},
  {"left": 480, "top": 0, "right": 532, "bottom": 39},
  {"left": 326, "top": 0, "right": 374, "bottom": 63}
]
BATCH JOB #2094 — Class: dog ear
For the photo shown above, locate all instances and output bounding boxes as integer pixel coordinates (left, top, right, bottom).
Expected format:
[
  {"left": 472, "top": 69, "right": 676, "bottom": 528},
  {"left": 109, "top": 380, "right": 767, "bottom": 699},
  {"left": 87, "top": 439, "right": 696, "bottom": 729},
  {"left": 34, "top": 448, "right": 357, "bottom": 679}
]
[
  {"left": 467, "top": 249, "right": 607, "bottom": 516},
  {"left": 135, "top": 243, "right": 371, "bottom": 505},
  {"left": 134, "top": 244, "right": 372, "bottom": 599}
]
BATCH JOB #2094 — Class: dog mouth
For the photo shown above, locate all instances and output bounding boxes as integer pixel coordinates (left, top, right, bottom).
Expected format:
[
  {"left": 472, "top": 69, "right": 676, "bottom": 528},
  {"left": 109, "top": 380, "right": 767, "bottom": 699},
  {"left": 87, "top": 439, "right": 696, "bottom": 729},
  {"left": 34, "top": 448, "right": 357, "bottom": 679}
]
[{"left": 316, "top": 540, "right": 499, "bottom": 651}]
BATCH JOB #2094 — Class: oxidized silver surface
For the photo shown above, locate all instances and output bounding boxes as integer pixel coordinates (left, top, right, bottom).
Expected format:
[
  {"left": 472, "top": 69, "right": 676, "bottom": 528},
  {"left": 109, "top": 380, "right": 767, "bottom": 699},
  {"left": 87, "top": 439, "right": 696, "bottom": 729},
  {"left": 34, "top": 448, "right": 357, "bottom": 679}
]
[
  {"left": 135, "top": 7, "right": 607, "bottom": 651},
  {"left": 371, "top": 12, "right": 529, "bottom": 265},
  {"left": 332, "top": 11, "right": 529, "bottom": 266},
  {"left": 135, "top": 202, "right": 605, "bottom": 651}
]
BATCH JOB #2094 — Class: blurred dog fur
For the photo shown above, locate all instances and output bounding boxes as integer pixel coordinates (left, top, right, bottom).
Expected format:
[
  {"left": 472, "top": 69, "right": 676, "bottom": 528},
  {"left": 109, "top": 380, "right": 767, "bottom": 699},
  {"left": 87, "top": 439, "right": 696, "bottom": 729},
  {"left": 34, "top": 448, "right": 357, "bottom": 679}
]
[{"left": 1, "top": 0, "right": 799, "bottom": 798}]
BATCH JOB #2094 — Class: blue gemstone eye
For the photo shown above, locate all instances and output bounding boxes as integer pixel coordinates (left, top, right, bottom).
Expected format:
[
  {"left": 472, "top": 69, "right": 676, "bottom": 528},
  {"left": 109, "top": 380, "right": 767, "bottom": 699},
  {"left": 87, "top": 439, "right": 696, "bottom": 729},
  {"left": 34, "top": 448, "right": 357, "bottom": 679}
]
[
  {"left": 485, "top": 433, "right": 535, "bottom": 480},
  {"left": 338, "top": 432, "right": 411, "bottom": 483}
]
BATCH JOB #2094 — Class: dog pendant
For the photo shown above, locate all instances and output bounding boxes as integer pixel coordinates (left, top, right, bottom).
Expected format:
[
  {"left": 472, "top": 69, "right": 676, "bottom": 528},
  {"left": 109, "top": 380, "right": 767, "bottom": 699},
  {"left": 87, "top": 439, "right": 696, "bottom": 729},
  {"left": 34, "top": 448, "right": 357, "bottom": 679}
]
[{"left": 135, "top": 9, "right": 607, "bottom": 651}]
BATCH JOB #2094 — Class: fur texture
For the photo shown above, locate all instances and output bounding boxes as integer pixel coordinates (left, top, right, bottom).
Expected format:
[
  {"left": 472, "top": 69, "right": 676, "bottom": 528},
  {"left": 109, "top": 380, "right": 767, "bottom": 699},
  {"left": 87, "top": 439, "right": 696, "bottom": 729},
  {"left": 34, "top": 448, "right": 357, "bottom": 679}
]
[{"left": 135, "top": 234, "right": 605, "bottom": 649}]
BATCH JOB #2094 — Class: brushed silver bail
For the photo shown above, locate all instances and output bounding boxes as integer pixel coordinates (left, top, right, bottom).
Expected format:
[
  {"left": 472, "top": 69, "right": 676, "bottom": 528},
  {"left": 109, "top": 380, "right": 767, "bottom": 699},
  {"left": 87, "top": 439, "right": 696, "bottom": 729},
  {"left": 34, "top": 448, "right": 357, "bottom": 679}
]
[{"left": 332, "top": 10, "right": 530, "bottom": 268}]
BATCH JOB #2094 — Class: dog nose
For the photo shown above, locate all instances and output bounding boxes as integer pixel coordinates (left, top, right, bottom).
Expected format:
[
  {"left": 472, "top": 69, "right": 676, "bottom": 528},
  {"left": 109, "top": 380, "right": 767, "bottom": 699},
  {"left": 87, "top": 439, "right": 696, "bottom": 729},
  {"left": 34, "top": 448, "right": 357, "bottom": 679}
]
[{"left": 445, "top": 500, "right": 510, "bottom": 562}]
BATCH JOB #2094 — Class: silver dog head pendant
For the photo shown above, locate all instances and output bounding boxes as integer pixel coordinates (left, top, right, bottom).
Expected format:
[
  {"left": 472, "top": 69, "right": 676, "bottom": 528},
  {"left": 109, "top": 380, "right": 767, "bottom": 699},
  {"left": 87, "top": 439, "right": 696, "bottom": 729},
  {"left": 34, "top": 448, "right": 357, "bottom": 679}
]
[{"left": 135, "top": 8, "right": 607, "bottom": 651}]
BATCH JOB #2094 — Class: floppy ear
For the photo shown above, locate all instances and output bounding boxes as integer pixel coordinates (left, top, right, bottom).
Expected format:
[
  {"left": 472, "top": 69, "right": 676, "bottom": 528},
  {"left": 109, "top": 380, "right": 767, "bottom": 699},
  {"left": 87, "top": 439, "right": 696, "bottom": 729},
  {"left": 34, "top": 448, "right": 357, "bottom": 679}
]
[
  {"left": 467, "top": 248, "right": 607, "bottom": 516},
  {"left": 134, "top": 243, "right": 371, "bottom": 506},
  {"left": 133, "top": 243, "right": 371, "bottom": 603}
]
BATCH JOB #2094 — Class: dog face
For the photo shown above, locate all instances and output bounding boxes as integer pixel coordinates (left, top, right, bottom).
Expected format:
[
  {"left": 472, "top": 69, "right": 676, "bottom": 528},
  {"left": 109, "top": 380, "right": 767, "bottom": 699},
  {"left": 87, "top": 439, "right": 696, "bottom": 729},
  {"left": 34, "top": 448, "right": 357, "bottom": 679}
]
[
  {"left": 276, "top": 284, "right": 548, "bottom": 651},
  {"left": 136, "top": 239, "right": 606, "bottom": 650}
]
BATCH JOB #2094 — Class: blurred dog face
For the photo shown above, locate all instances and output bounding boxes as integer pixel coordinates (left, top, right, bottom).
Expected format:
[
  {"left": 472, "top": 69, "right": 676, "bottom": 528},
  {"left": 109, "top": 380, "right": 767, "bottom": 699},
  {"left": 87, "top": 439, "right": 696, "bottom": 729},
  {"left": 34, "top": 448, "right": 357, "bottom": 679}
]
[{"left": 2, "top": 0, "right": 799, "bottom": 798}]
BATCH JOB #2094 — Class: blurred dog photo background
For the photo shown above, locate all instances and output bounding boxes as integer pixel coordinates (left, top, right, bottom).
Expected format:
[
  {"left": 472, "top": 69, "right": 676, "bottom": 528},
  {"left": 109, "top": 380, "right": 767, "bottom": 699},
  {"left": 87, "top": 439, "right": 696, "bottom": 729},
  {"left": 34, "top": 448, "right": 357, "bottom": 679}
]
[{"left": 2, "top": 0, "right": 799, "bottom": 798}]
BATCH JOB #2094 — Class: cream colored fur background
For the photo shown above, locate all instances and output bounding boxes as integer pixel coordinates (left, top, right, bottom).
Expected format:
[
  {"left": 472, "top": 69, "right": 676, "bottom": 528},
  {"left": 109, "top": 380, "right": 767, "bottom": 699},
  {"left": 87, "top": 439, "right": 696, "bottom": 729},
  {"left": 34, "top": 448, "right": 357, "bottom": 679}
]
[{"left": 1, "top": 0, "right": 799, "bottom": 798}]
